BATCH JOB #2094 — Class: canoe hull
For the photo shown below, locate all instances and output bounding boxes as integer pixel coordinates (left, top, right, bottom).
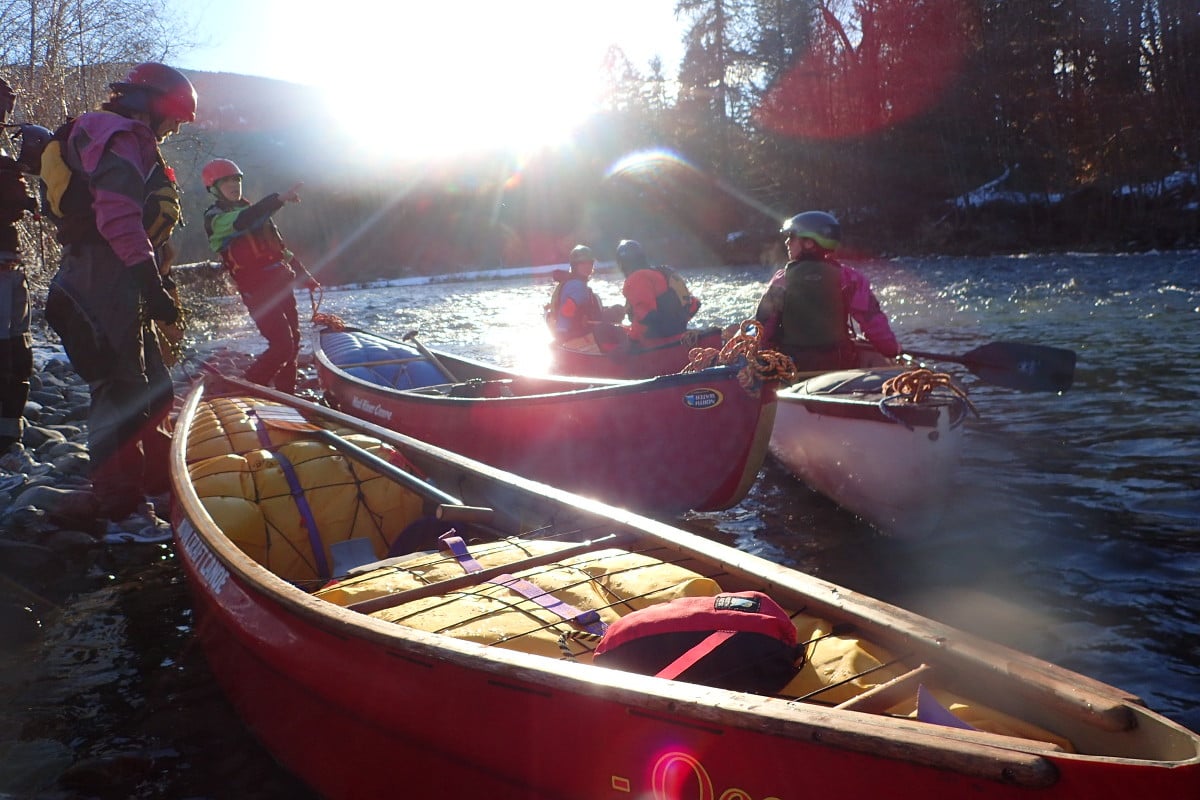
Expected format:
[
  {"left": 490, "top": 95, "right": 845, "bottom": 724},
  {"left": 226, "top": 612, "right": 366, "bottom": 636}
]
[
  {"left": 170, "top": 381, "right": 1200, "bottom": 800},
  {"left": 315, "top": 328, "right": 775, "bottom": 514},
  {"left": 770, "top": 368, "right": 968, "bottom": 536},
  {"left": 549, "top": 327, "right": 724, "bottom": 379}
]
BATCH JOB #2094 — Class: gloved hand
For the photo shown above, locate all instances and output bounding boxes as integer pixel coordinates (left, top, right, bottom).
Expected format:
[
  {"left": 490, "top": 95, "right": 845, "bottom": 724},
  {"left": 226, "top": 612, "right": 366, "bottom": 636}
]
[{"left": 132, "top": 260, "right": 180, "bottom": 324}]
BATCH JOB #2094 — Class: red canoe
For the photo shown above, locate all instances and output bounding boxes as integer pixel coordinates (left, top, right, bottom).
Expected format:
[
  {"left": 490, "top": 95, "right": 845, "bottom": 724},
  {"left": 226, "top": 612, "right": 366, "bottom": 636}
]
[
  {"left": 548, "top": 326, "right": 724, "bottom": 379},
  {"left": 170, "top": 377, "right": 1200, "bottom": 800},
  {"left": 313, "top": 326, "right": 776, "bottom": 514}
]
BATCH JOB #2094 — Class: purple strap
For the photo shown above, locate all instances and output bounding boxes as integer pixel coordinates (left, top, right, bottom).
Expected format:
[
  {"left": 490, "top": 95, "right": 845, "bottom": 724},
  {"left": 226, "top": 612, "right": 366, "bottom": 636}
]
[
  {"left": 249, "top": 410, "right": 331, "bottom": 580},
  {"left": 439, "top": 533, "right": 607, "bottom": 635}
]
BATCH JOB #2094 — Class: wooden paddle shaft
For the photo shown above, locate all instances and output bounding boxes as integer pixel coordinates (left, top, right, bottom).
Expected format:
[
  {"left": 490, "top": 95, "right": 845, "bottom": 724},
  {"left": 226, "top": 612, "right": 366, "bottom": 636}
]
[
  {"left": 402, "top": 330, "right": 458, "bottom": 383},
  {"left": 334, "top": 356, "right": 428, "bottom": 370}
]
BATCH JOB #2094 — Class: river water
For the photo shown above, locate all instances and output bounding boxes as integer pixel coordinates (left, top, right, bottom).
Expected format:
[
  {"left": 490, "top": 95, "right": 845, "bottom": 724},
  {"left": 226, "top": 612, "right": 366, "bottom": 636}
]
[{"left": 3, "top": 251, "right": 1198, "bottom": 798}]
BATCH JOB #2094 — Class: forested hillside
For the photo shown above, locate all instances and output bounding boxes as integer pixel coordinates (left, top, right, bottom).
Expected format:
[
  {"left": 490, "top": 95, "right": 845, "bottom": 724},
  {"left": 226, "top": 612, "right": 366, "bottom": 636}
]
[{"left": 2, "top": 0, "right": 1197, "bottom": 288}]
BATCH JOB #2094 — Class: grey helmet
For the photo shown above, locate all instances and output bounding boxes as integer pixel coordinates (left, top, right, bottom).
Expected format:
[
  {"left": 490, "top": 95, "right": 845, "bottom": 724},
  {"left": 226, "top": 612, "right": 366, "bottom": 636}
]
[
  {"left": 615, "top": 239, "right": 649, "bottom": 274},
  {"left": 780, "top": 211, "right": 841, "bottom": 251},
  {"left": 568, "top": 244, "right": 595, "bottom": 265}
]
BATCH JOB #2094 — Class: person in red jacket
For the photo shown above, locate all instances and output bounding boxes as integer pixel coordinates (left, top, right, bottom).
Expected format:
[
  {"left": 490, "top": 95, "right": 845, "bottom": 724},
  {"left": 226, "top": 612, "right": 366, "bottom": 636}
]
[
  {"left": 615, "top": 239, "right": 701, "bottom": 344},
  {"left": 202, "top": 158, "right": 319, "bottom": 394},
  {"left": 754, "top": 211, "right": 899, "bottom": 370}
]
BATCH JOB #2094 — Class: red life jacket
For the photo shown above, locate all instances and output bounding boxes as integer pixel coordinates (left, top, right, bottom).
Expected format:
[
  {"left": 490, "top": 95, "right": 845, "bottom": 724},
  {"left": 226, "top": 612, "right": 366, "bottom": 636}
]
[{"left": 545, "top": 272, "right": 603, "bottom": 340}]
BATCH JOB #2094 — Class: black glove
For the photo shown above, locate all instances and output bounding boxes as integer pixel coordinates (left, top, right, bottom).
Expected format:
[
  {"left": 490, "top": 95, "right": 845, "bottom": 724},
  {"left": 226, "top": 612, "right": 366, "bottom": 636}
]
[{"left": 132, "top": 260, "right": 180, "bottom": 324}]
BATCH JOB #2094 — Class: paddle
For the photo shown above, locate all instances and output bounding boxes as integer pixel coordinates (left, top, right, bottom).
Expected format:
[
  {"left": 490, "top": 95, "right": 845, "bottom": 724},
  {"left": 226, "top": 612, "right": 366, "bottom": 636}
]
[
  {"left": 401, "top": 329, "right": 459, "bottom": 383},
  {"left": 903, "top": 341, "right": 1076, "bottom": 393}
]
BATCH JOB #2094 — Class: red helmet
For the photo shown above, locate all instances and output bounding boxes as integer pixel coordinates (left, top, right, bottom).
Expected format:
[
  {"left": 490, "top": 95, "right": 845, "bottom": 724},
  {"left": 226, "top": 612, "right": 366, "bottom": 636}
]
[
  {"left": 202, "top": 158, "right": 243, "bottom": 189},
  {"left": 110, "top": 62, "right": 197, "bottom": 123}
]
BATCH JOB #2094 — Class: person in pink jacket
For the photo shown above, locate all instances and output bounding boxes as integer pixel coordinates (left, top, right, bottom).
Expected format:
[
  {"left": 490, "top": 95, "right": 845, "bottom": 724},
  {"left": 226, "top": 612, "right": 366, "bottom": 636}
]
[
  {"left": 754, "top": 211, "right": 899, "bottom": 371},
  {"left": 43, "top": 63, "right": 195, "bottom": 521}
]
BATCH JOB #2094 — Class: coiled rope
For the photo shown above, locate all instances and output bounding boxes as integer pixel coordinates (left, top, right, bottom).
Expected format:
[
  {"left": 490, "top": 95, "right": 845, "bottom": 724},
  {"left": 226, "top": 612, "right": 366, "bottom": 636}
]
[
  {"left": 683, "top": 319, "right": 798, "bottom": 396},
  {"left": 881, "top": 368, "right": 979, "bottom": 417},
  {"left": 309, "top": 286, "right": 347, "bottom": 331}
]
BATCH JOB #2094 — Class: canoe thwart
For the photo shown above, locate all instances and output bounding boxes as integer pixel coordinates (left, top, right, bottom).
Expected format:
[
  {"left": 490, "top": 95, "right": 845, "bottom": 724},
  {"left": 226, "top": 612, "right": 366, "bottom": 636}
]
[
  {"left": 836, "top": 663, "right": 936, "bottom": 714},
  {"left": 346, "top": 533, "right": 635, "bottom": 614}
]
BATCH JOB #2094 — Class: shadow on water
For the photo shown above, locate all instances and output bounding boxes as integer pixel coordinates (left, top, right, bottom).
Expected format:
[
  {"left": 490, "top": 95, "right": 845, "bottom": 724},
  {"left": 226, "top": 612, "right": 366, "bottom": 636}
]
[{"left": 0, "top": 546, "right": 318, "bottom": 799}]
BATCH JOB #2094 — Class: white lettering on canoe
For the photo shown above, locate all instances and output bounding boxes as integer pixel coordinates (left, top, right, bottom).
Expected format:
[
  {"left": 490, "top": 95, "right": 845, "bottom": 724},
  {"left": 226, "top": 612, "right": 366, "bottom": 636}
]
[
  {"left": 178, "top": 519, "right": 229, "bottom": 595},
  {"left": 351, "top": 394, "right": 394, "bottom": 422}
]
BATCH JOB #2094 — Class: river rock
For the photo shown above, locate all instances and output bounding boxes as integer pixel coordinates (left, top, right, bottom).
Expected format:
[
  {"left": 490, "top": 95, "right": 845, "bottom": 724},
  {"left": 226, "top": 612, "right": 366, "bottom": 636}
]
[
  {"left": 20, "top": 424, "right": 66, "bottom": 450},
  {"left": 12, "top": 485, "right": 99, "bottom": 525}
]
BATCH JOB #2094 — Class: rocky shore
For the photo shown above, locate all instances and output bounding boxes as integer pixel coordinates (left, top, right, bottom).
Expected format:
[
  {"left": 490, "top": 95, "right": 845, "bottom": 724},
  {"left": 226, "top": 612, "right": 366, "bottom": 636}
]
[{"left": 0, "top": 343, "right": 319, "bottom": 799}]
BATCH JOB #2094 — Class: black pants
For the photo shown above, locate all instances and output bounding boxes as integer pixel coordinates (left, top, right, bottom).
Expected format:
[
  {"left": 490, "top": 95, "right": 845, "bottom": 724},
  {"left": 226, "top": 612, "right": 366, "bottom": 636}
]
[
  {"left": 240, "top": 282, "right": 301, "bottom": 394},
  {"left": 46, "top": 246, "right": 169, "bottom": 519},
  {"left": 0, "top": 266, "right": 32, "bottom": 449}
]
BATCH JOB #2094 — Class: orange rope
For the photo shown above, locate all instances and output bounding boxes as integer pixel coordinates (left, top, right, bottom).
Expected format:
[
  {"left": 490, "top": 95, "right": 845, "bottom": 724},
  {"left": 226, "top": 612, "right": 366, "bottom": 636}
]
[
  {"left": 882, "top": 368, "right": 978, "bottom": 415},
  {"left": 683, "top": 319, "right": 797, "bottom": 396},
  {"left": 309, "top": 286, "right": 347, "bottom": 331}
]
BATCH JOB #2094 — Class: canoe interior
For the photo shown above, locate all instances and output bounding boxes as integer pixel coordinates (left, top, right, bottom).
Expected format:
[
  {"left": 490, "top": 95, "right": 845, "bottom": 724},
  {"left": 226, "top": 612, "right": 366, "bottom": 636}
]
[
  {"left": 312, "top": 326, "right": 776, "bottom": 515},
  {"left": 549, "top": 326, "right": 725, "bottom": 379},
  {"left": 170, "top": 380, "right": 1200, "bottom": 798},
  {"left": 783, "top": 367, "right": 972, "bottom": 429}
]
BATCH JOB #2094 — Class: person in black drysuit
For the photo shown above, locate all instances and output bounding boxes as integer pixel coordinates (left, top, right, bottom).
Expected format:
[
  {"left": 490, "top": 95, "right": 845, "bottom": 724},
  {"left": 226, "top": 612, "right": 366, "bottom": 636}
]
[
  {"left": 41, "top": 63, "right": 193, "bottom": 520},
  {"left": 0, "top": 77, "right": 40, "bottom": 455}
]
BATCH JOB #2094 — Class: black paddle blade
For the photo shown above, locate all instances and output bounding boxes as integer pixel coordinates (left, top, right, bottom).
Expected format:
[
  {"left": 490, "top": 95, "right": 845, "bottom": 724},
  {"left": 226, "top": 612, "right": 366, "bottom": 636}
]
[{"left": 906, "top": 342, "right": 1076, "bottom": 392}]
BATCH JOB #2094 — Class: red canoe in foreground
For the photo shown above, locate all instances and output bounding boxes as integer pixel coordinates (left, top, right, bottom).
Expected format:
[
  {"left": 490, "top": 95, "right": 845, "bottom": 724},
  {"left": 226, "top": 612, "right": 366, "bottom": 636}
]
[
  {"left": 548, "top": 326, "right": 724, "bottom": 379},
  {"left": 313, "top": 326, "right": 776, "bottom": 514},
  {"left": 170, "top": 376, "right": 1200, "bottom": 800}
]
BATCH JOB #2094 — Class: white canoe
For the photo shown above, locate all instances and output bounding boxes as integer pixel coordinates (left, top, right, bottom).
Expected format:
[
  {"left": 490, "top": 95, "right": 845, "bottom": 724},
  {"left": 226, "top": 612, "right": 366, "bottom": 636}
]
[{"left": 770, "top": 367, "right": 971, "bottom": 537}]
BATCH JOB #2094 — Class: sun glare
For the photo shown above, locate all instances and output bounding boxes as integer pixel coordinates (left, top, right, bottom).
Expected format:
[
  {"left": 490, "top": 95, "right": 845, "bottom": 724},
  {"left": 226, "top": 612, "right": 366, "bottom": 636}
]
[{"left": 273, "top": 3, "right": 648, "bottom": 163}]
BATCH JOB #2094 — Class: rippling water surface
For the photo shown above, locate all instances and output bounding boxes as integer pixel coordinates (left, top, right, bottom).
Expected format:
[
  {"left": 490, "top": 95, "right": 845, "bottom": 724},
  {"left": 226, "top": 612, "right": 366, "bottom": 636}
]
[{"left": 7, "top": 251, "right": 1199, "bottom": 797}]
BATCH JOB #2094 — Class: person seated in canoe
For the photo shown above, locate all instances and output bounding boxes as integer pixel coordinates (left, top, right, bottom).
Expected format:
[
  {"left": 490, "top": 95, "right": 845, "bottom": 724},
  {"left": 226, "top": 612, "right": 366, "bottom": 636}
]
[
  {"left": 202, "top": 158, "right": 320, "bottom": 394},
  {"left": 612, "top": 238, "right": 702, "bottom": 348},
  {"left": 754, "top": 211, "right": 899, "bottom": 372},
  {"left": 545, "top": 244, "right": 625, "bottom": 353}
]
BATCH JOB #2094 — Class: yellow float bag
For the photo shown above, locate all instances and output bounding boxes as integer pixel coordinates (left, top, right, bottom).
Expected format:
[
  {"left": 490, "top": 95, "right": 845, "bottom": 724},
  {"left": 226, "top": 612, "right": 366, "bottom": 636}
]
[
  {"left": 186, "top": 397, "right": 425, "bottom": 584},
  {"left": 317, "top": 540, "right": 722, "bottom": 663}
]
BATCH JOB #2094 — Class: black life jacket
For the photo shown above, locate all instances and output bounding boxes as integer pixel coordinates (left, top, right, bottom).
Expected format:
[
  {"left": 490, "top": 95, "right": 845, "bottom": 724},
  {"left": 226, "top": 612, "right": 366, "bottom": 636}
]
[
  {"left": 38, "top": 118, "right": 101, "bottom": 245},
  {"left": 207, "top": 199, "right": 292, "bottom": 276},
  {"left": 39, "top": 115, "right": 178, "bottom": 249},
  {"left": 642, "top": 266, "right": 700, "bottom": 339},
  {"left": 779, "top": 258, "right": 848, "bottom": 352},
  {"left": 142, "top": 153, "right": 182, "bottom": 251}
]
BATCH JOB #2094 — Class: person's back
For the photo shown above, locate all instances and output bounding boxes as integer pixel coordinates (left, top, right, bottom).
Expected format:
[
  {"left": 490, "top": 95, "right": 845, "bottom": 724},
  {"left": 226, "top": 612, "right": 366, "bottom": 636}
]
[
  {"left": 755, "top": 211, "right": 898, "bottom": 371},
  {"left": 615, "top": 240, "right": 700, "bottom": 343}
]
